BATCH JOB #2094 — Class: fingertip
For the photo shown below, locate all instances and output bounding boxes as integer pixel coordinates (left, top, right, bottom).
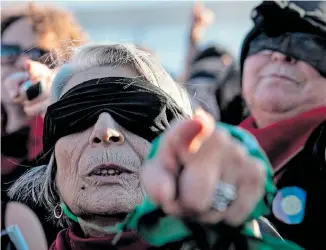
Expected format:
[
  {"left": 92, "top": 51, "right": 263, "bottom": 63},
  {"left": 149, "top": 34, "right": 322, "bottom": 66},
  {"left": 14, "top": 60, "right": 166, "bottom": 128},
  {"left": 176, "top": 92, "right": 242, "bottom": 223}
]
[{"left": 171, "top": 119, "right": 203, "bottom": 147}]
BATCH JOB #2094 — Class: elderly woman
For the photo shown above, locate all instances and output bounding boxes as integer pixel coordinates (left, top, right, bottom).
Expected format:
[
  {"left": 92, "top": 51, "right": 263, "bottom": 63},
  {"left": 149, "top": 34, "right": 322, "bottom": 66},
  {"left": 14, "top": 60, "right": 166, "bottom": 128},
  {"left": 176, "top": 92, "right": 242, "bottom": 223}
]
[
  {"left": 239, "top": 1, "right": 326, "bottom": 249},
  {"left": 8, "top": 43, "right": 298, "bottom": 250}
]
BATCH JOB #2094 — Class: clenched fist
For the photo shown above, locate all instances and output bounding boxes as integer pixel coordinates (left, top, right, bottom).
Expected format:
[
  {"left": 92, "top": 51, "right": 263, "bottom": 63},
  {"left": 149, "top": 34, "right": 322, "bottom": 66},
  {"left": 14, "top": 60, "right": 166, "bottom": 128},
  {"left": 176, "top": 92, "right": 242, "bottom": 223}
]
[{"left": 142, "top": 109, "right": 266, "bottom": 226}]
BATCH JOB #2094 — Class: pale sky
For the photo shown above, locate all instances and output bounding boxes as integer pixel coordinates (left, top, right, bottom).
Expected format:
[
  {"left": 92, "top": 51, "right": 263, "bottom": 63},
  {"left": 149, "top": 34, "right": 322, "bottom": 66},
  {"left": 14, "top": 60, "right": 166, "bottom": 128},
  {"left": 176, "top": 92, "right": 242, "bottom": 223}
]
[{"left": 2, "top": 1, "right": 259, "bottom": 73}]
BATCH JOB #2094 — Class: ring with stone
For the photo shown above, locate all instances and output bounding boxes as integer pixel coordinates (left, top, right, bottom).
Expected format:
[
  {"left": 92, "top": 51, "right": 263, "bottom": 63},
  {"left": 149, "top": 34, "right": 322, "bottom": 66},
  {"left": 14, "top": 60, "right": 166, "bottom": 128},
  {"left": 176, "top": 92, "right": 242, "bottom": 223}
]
[{"left": 211, "top": 182, "right": 237, "bottom": 212}]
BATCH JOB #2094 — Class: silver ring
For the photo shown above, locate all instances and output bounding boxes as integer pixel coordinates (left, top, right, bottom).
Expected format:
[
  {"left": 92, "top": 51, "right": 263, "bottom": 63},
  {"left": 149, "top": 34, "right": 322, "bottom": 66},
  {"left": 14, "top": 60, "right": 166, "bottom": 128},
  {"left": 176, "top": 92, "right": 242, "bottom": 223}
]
[{"left": 211, "top": 182, "right": 237, "bottom": 212}]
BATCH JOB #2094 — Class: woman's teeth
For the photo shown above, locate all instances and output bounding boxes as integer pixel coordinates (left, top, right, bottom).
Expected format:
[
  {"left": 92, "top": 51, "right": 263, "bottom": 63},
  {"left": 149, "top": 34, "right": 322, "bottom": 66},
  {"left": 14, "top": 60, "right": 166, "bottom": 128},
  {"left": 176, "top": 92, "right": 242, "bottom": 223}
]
[{"left": 93, "top": 169, "right": 122, "bottom": 176}]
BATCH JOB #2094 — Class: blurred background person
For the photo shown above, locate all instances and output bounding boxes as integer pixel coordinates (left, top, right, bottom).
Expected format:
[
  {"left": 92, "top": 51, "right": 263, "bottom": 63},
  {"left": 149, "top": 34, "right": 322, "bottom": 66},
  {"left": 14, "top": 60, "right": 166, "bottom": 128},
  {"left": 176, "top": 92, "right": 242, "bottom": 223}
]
[
  {"left": 183, "top": 2, "right": 246, "bottom": 124},
  {"left": 239, "top": 1, "right": 326, "bottom": 249},
  {"left": 1, "top": 2, "right": 87, "bottom": 247},
  {"left": 2, "top": 1, "right": 257, "bottom": 76}
]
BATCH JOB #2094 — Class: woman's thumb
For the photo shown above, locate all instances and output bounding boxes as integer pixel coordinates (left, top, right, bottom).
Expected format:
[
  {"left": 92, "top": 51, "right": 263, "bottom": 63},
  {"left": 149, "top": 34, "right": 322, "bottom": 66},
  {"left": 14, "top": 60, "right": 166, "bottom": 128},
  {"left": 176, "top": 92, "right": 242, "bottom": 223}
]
[
  {"left": 24, "top": 60, "right": 47, "bottom": 81},
  {"left": 187, "top": 108, "right": 216, "bottom": 153}
]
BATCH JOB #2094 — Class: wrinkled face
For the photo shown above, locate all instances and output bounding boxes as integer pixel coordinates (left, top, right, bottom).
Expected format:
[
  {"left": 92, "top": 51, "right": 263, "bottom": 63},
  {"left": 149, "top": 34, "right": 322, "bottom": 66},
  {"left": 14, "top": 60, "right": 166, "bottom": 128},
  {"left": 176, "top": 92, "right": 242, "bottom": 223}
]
[
  {"left": 242, "top": 50, "right": 326, "bottom": 127},
  {"left": 54, "top": 67, "right": 151, "bottom": 219},
  {"left": 1, "top": 18, "right": 37, "bottom": 103}
]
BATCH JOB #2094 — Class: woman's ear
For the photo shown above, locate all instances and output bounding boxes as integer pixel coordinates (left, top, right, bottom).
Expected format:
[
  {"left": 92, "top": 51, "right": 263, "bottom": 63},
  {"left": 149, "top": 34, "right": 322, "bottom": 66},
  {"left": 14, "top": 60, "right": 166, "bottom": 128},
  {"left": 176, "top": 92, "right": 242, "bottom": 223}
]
[{"left": 5, "top": 202, "right": 48, "bottom": 250}]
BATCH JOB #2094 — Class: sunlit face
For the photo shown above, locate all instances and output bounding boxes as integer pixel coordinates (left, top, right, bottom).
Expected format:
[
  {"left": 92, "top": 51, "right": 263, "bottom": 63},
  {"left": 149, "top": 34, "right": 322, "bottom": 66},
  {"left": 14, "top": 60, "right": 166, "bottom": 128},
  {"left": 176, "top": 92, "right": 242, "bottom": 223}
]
[
  {"left": 242, "top": 50, "right": 326, "bottom": 127},
  {"left": 1, "top": 18, "right": 39, "bottom": 135},
  {"left": 54, "top": 67, "right": 151, "bottom": 222},
  {"left": 1, "top": 18, "right": 37, "bottom": 103}
]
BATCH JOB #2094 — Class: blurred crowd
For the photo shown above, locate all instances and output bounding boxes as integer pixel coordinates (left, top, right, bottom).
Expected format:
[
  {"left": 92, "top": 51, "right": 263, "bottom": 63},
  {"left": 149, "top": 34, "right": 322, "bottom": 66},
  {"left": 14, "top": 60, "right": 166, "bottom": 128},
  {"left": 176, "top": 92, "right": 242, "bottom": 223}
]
[{"left": 1, "top": 1, "right": 325, "bottom": 250}]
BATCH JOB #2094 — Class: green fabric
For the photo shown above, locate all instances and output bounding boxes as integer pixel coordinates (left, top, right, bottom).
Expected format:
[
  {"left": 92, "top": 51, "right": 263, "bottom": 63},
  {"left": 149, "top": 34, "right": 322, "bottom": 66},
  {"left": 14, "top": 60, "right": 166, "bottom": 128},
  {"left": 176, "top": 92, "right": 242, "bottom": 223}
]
[
  {"left": 61, "top": 122, "right": 303, "bottom": 249},
  {"left": 61, "top": 203, "right": 79, "bottom": 223},
  {"left": 125, "top": 199, "right": 191, "bottom": 246},
  {"left": 242, "top": 227, "right": 303, "bottom": 250},
  {"left": 118, "top": 122, "right": 302, "bottom": 249},
  {"left": 215, "top": 123, "right": 276, "bottom": 221}
]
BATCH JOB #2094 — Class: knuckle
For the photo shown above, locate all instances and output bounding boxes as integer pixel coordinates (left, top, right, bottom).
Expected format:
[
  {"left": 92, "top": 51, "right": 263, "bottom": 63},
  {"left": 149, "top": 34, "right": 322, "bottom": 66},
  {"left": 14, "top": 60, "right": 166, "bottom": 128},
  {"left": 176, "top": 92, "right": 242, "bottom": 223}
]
[
  {"left": 162, "top": 202, "right": 181, "bottom": 217},
  {"left": 199, "top": 211, "right": 224, "bottom": 224},
  {"left": 243, "top": 159, "right": 265, "bottom": 187},
  {"left": 232, "top": 140, "right": 248, "bottom": 163},
  {"left": 252, "top": 160, "right": 266, "bottom": 184},
  {"left": 181, "top": 188, "right": 209, "bottom": 213},
  {"left": 213, "top": 129, "right": 231, "bottom": 146},
  {"left": 247, "top": 171, "right": 263, "bottom": 187},
  {"left": 225, "top": 206, "right": 249, "bottom": 226},
  {"left": 236, "top": 202, "right": 250, "bottom": 217}
]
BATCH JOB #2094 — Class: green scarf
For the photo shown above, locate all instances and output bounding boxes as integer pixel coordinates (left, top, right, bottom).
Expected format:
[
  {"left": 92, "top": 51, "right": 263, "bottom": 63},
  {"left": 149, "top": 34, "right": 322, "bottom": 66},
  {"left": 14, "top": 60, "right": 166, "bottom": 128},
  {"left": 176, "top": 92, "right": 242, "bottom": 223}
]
[{"left": 61, "top": 123, "right": 303, "bottom": 250}]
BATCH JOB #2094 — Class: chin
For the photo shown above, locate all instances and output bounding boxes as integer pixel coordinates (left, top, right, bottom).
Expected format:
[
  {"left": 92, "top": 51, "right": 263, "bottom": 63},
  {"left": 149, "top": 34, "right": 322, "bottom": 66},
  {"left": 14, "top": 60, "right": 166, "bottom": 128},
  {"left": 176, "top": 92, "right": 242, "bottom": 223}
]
[
  {"left": 253, "top": 90, "right": 295, "bottom": 112},
  {"left": 253, "top": 99, "right": 287, "bottom": 113},
  {"left": 80, "top": 187, "right": 143, "bottom": 215}
]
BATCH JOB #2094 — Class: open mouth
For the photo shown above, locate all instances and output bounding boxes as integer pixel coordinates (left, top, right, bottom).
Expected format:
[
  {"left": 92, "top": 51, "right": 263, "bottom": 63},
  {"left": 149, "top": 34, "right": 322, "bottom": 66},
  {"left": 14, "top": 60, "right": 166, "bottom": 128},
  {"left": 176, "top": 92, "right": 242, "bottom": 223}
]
[{"left": 88, "top": 164, "right": 132, "bottom": 177}]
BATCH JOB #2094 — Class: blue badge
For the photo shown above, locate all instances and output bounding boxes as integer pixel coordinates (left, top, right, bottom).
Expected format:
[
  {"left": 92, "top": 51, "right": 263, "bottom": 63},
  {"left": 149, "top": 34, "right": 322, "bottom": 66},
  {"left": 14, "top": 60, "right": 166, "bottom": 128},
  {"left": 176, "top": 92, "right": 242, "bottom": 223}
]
[{"left": 272, "top": 186, "right": 306, "bottom": 225}]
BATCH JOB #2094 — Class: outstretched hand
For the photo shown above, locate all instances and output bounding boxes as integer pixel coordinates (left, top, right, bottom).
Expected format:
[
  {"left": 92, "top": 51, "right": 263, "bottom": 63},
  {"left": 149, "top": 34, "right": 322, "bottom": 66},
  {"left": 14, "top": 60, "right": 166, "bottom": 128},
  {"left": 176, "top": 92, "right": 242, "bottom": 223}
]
[{"left": 142, "top": 109, "right": 266, "bottom": 226}]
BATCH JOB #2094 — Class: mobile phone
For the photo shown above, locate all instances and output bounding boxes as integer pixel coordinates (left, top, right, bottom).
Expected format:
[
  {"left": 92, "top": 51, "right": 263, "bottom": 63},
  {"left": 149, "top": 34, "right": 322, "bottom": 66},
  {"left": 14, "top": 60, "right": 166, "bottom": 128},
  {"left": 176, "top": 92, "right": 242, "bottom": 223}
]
[{"left": 23, "top": 81, "right": 42, "bottom": 101}]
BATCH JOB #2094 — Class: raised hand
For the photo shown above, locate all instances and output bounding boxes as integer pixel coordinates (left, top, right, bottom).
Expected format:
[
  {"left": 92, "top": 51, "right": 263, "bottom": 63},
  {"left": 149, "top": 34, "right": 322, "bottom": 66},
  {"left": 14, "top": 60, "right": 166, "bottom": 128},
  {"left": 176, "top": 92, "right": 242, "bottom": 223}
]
[{"left": 142, "top": 109, "right": 266, "bottom": 226}]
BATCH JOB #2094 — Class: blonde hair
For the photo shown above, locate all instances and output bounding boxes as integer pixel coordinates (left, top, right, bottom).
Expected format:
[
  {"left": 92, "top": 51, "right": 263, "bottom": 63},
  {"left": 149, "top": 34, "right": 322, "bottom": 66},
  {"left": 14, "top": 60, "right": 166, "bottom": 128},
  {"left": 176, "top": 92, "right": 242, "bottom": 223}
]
[
  {"left": 1, "top": 2, "right": 88, "bottom": 65},
  {"left": 9, "top": 43, "right": 193, "bottom": 227}
]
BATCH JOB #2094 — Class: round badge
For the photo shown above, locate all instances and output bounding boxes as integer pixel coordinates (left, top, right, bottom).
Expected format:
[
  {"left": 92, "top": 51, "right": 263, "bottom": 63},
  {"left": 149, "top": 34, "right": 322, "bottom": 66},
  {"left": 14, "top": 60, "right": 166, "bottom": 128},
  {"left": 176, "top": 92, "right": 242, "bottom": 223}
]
[
  {"left": 281, "top": 195, "right": 302, "bottom": 216},
  {"left": 272, "top": 186, "right": 306, "bottom": 225}
]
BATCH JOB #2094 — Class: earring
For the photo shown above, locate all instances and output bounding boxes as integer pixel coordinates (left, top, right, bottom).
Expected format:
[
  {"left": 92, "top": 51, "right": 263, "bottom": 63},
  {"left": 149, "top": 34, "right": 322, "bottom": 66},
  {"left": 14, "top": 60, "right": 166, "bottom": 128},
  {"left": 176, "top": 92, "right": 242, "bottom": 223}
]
[{"left": 54, "top": 204, "right": 63, "bottom": 219}]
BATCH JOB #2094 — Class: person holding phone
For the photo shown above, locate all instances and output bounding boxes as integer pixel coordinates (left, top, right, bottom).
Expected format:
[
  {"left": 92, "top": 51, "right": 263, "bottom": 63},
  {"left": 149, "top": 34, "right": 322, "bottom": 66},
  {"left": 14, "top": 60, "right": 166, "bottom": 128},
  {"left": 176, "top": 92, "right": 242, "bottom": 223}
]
[{"left": 1, "top": 2, "right": 87, "bottom": 247}]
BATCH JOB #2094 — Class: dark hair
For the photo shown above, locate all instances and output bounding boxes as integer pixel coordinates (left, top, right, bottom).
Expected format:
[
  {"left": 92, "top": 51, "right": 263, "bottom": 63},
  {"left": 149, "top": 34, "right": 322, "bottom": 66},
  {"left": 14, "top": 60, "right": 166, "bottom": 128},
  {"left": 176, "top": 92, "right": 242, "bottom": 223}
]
[
  {"left": 240, "top": 0, "right": 326, "bottom": 74},
  {"left": 1, "top": 103, "right": 8, "bottom": 134},
  {"left": 192, "top": 46, "right": 229, "bottom": 64}
]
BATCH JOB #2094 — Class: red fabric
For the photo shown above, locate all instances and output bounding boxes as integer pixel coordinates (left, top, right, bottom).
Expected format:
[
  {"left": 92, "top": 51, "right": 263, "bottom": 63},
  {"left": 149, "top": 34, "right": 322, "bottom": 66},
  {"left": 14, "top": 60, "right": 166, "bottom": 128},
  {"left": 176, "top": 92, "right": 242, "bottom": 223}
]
[
  {"left": 26, "top": 115, "right": 44, "bottom": 161},
  {"left": 50, "top": 224, "right": 151, "bottom": 250},
  {"left": 1, "top": 157, "right": 23, "bottom": 175},
  {"left": 1, "top": 115, "right": 43, "bottom": 173},
  {"left": 240, "top": 106, "right": 326, "bottom": 173}
]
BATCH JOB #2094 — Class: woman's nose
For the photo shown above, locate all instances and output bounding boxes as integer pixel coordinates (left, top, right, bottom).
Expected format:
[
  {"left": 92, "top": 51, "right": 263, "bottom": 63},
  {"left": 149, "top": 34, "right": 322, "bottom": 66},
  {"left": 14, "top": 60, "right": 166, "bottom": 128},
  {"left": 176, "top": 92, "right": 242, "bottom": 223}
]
[
  {"left": 89, "top": 113, "right": 125, "bottom": 147},
  {"left": 271, "top": 51, "right": 296, "bottom": 64}
]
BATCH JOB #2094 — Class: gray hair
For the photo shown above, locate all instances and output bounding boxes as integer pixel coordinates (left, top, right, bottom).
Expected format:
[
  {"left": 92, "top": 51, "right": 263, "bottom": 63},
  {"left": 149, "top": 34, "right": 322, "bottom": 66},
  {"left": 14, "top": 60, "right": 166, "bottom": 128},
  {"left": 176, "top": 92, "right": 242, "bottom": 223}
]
[{"left": 9, "top": 43, "right": 193, "bottom": 227}]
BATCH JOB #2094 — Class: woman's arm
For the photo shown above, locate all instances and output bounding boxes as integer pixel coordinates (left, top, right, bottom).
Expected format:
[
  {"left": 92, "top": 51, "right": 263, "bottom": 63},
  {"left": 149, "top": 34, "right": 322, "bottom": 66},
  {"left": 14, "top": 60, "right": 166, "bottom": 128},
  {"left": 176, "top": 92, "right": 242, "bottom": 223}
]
[{"left": 178, "top": 2, "right": 214, "bottom": 83}]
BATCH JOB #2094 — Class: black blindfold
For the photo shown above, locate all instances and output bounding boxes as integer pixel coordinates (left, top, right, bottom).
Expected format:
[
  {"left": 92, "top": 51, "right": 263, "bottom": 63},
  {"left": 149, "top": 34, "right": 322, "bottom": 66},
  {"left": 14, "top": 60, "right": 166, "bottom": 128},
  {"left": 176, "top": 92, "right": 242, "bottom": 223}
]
[
  {"left": 42, "top": 77, "right": 188, "bottom": 161},
  {"left": 247, "top": 32, "right": 326, "bottom": 76}
]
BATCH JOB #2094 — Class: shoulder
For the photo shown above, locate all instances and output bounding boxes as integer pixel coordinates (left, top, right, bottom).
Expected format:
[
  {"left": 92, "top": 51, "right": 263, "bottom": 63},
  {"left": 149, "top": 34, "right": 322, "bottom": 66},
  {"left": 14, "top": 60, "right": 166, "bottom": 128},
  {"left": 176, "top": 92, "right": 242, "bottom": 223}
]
[{"left": 5, "top": 201, "right": 48, "bottom": 250}]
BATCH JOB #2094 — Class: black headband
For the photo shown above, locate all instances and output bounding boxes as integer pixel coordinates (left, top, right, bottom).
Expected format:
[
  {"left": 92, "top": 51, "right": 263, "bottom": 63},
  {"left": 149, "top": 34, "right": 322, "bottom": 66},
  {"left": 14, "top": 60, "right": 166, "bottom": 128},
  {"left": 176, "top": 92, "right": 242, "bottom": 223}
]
[
  {"left": 247, "top": 32, "right": 326, "bottom": 76},
  {"left": 192, "top": 46, "right": 227, "bottom": 64},
  {"left": 42, "top": 77, "right": 188, "bottom": 161},
  {"left": 188, "top": 71, "right": 217, "bottom": 82}
]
